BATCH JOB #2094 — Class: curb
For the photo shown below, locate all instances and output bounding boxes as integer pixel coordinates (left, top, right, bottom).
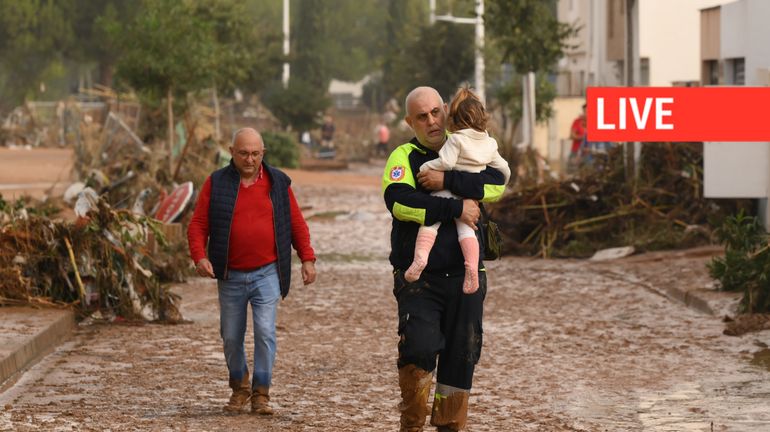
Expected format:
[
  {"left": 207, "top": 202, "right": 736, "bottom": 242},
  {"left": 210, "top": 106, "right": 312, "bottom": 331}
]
[
  {"left": 596, "top": 268, "right": 720, "bottom": 316},
  {"left": 0, "top": 308, "right": 76, "bottom": 386}
]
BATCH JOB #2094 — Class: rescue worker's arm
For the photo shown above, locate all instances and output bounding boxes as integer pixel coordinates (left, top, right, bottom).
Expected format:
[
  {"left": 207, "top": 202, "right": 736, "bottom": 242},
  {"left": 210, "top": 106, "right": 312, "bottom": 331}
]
[
  {"left": 443, "top": 166, "right": 507, "bottom": 203},
  {"left": 382, "top": 146, "right": 462, "bottom": 226}
]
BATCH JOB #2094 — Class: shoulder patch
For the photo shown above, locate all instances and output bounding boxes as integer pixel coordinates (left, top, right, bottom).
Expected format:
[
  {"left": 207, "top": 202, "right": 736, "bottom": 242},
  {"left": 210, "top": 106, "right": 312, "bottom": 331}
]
[{"left": 389, "top": 165, "right": 406, "bottom": 181}]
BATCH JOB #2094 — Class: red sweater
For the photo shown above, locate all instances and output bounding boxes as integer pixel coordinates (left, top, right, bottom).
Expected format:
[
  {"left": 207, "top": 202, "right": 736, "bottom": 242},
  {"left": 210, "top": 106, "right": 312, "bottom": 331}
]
[{"left": 187, "top": 169, "right": 315, "bottom": 270}]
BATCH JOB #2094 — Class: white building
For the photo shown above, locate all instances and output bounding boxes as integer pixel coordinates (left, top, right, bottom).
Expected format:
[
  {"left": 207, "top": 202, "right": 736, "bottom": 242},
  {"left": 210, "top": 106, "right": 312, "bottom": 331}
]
[
  {"left": 701, "top": 0, "right": 770, "bottom": 86},
  {"left": 557, "top": 0, "right": 729, "bottom": 91},
  {"left": 540, "top": 0, "right": 730, "bottom": 172},
  {"left": 700, "top": 0, "right": 770, "bottom": 226}
]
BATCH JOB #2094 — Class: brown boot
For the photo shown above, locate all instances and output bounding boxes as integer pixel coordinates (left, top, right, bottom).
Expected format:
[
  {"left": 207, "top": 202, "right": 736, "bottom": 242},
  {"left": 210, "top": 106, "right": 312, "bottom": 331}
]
[
  {"left": 251, "top": 385, "right": 274, "bottom": 415},
  {"left": 398, "top": 364, "right": 433, "bottom": 432},
  {"left": 430, "top": 388, "right": 469, "bottom": 431},
  {"left": 223, "top": 376, "right": 251, "bottom": 413}
]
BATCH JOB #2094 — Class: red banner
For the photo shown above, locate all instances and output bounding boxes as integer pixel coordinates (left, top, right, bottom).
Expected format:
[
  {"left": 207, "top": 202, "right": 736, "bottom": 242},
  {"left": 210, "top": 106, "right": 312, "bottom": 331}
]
[{"left": 586, "top": 87, "right": 770, "bottom": 142}]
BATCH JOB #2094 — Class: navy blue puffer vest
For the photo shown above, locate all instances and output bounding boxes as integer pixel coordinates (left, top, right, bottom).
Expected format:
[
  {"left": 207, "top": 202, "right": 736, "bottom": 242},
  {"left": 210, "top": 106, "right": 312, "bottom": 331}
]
[{"left": 208, "top": 161, "right": 293, "bottom": 298}]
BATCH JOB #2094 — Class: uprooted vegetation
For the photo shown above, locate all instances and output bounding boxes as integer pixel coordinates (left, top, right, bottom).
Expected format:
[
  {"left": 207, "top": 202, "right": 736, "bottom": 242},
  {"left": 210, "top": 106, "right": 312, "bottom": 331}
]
[
  {"left": 490, "top": 143, "right": 752, "bottom": 258},
  {"left": 0, "top": 195, "right": 187, "bottom": 322}
]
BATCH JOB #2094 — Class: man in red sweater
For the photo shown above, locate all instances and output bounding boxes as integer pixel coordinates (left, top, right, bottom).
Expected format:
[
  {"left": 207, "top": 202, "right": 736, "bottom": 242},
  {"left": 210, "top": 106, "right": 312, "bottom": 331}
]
[{"left": 187, "top": 127, "right": 316, "bottom": 415}]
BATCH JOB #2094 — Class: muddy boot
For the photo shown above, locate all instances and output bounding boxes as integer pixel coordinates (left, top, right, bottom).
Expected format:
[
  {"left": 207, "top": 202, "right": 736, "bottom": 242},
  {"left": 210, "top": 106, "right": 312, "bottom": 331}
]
[
  {"left": 223, "top": 376, "right": 251, "bottom": 413},
  {"left": 398, "top": 364, "right": 433, "bottom": 432},
  {"left": 430, "top": 389, "right": 469, "bottom": 431},
  {"left": 251, "top": 385, "right": 274, "bottom": 415},
  {"left": 405, "top": 229, "right": 437, "bottom": 282}
]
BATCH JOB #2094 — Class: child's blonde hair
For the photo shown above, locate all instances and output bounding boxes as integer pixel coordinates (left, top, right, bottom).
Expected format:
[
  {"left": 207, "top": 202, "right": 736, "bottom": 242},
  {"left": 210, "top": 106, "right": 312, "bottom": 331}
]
[{"left": 448, "top": 86, "right": 487, "bottom": 133}]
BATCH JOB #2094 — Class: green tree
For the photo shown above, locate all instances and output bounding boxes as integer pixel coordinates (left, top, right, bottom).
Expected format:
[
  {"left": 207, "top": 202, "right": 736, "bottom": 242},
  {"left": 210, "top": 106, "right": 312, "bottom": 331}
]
[
  {"left": 65, "top": 0, "right": 136, "bottom": 87},
  {"left": 322, "top": 0, "right": 389, "bottom": 83},
  {"left": 485, "top": 0, "right": 578, "bottom": 144},
  {"left": 113, "top": 0, "right": 280, "bottom": 166},
  {"left": 486, "top": 0, "right": 576, "bottom": 74},
  {"left": 263, "top": 0, "right": 391, "bottom": 132},
  {"left": 409, "top": 21, "right": 475, "bottom": 100},
  {"left": 382, "top": 0, "right": 428, "bottom": 105},
  {"left": 0, "top": 0, "right": 73, "bottom": 110},
  {"left": 262, "top": 78, "right": 329, "bottom": 133}
]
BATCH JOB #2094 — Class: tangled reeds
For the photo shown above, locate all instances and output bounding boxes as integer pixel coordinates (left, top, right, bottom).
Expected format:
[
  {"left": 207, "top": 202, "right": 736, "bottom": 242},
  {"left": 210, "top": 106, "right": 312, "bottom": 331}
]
[
  {"left": 0, "top": 195, "right": 186, "bottom": 322},
  {"left": 490, "top": 143, "right": 753, "bottom": 258}
]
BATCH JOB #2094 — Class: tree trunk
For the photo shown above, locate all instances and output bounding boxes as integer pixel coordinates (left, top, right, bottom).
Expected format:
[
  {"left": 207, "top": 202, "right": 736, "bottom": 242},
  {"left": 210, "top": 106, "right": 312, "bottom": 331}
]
[
  {"left": 167, "top": 87, "right": 175, "bottom": 173},
  {"left": 212, "top": 86, "right": 221, "bottom": 141},
  {"left": 99, "top": 62, "right": 114, "bottom": 88}
]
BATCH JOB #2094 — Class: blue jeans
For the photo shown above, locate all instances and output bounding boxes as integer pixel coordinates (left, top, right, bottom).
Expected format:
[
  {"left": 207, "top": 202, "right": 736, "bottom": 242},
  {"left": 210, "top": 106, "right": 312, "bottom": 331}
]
[{"left": 217, "top": 263, "right": 281, "bottom": 388}]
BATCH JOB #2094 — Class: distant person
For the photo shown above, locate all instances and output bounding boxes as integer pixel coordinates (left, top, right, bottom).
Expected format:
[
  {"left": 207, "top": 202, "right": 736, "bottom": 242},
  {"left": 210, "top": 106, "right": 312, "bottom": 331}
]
[
  {"left": 375, "top": 120, "right": 390, "bottom": 157},
  {"left": 403, "top": 86, "right": 510, "bottom": 293},
  {"left": 320, "top": 115, "right": 335, "bottom": 149},
  {"left": 187, "top": 127, "right": 317, "bottom": 415},
  {"left": 568, "top": 103, "right": 587, "bottom": 171}
]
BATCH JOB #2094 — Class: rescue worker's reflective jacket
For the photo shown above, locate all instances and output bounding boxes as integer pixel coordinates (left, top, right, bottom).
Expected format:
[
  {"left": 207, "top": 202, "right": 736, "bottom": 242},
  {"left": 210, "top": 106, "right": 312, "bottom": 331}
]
[{"left": 382, "top": 138, "right": 506, "bottom": 276}]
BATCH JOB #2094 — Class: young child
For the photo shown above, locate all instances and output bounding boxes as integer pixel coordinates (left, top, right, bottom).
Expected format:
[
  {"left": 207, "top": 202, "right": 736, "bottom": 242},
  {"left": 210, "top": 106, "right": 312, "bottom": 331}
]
[{"left": 404, "top": 87, "right": 511, "bottom": 294}]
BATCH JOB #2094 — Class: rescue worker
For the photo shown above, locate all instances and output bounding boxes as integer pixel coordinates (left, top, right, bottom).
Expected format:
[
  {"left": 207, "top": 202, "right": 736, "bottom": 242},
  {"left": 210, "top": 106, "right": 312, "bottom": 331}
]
[{"left": 382, "top": 86, "right": 506, "bottom": 431}]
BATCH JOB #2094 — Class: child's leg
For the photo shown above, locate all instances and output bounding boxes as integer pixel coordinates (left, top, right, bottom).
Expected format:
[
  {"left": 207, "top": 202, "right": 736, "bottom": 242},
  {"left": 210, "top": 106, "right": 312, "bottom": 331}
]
[
  {"left": 405, "top": 223, "right": 439, "bottom": 282},
  {"left": 456, "top": 221, "right": 479, "bottom": 294}
]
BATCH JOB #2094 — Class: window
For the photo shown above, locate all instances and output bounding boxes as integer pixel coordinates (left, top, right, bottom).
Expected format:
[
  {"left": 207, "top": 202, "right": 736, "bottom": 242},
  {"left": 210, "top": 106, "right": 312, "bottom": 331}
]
[
  {"left": 640, "top": 57, "right": 649, "bottom": 86},
  {"left": 733, "top": 58, "right": 745, "bottom": 85},
  {"left": 703, "top": 60, "right": 718, "bottom": 85},
  {"left": 725, "top": 58, "right": 745, "bottom": 85}
]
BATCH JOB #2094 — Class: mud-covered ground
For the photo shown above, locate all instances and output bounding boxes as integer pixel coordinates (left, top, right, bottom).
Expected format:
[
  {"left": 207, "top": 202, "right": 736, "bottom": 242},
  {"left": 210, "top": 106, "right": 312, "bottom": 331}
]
[{"left": 2, "top": 161, "right": 770, "bottom": 431}]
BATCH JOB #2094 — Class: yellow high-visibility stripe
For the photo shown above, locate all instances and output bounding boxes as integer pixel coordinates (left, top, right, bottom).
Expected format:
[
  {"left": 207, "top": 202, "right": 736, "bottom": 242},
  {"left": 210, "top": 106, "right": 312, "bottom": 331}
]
[
  {"left": 393, "top": 203, "right": 426, "bottom": 224},
  {"left": 382, "top": 143, "right": 424, "bottom": 193},
  {"left": 481, "top": 184, "right": 506, "bottom": 202}
]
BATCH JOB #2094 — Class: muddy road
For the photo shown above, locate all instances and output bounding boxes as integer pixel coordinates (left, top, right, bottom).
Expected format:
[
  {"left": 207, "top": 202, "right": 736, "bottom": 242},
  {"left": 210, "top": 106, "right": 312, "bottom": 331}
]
[{"left": 2, "top": 160, "right": 770, "bottom": 431}]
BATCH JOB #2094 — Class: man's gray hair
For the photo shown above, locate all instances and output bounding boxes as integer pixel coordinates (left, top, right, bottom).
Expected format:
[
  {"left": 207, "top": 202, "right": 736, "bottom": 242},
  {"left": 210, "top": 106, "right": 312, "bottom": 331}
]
[{"left": 404, "top": 86, "right": 444, "bottom": 117}]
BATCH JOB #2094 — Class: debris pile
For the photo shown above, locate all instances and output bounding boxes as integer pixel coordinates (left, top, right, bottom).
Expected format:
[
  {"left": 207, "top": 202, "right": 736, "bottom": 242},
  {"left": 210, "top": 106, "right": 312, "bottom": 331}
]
[
  {"left": 490, "top": 143, "right": 752, "bottom": 258},
  {"left": 0, "top": 195, "right": 185, "bottom": 322}
]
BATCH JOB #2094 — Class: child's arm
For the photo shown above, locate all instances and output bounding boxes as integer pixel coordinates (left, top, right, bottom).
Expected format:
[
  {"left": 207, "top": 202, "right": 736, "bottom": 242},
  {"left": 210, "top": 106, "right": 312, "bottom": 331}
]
[
  {"left": 419, "top": 135, "right": 461, "bottom": 172},
  {"left": 489, "top": 152, "right": 511, "bottom": 185}
]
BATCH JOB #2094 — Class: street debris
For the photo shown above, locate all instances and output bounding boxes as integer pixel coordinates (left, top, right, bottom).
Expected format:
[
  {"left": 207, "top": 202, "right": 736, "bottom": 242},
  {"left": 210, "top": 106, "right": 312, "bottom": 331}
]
[
  {"left": 0, "top": 194, "right": 186, "bottom": 322},
  {"left": 590, "top": 246, "right": 636, "bottom": 261},
  {"left": 0, "top": 90, "right": 212, "bottom": 321},
  {"left": 490, "top": 143, "right": 752, "bottom": 258}
]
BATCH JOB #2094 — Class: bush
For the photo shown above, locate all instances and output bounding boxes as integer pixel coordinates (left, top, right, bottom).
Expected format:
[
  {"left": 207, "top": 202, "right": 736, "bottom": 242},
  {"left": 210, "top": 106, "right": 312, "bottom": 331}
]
[
  {"left": 708, "top": 211, "right": 770, "bottom": 313},
  {"left": 262, "top": 131, "right": 299, "bottom": 169}
]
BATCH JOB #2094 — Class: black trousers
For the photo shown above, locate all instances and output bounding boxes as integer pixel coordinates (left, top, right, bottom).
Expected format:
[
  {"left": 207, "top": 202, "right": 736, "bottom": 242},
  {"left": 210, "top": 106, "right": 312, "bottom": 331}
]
[{"left": 393, "top": 269, "right": 486, "bottom": 390}]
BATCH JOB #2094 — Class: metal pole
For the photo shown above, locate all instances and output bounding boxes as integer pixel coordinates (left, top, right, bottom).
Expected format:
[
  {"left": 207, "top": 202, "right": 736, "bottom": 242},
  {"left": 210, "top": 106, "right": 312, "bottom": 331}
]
[
  {"left": 429, "top": 0, "right": 436, "bottom": 25},
  {"left": 624, "top": 0, "right": 638, "bottom": 185},
  {"left": 432, "top": 0, "right": 485, "bottom": 102},
  {"left": 282, "top": 0, "right": 290, "bottom": 88},
  {"left": 475, "top": 0, "right": 485, "bottom": 103}
]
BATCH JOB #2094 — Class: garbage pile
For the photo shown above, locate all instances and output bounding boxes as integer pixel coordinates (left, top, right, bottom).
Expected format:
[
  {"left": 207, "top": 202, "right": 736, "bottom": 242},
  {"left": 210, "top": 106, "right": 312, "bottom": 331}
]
[
  {"left": 0, "top": 194, "right": 185, "bottom": 322},
  {"left": 490, "top": 143, "right": 753, "bottom": 258},
  {"left": 0, "top": 90, "right": 226, "bottom": 322}
]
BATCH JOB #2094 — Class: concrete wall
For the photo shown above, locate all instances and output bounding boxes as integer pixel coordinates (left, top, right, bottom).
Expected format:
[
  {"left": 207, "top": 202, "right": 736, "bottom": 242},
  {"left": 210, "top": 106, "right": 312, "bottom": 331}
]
[
  {"left": 639, "top": 0, "right": 731, "bottom": 86},
  {"left": 534, "top": 97, "right": 585, "bottom": 173},
  {"left": 741, "top": 0, "right": 770, "bottom": 85},
  {"left": 704, "top": 0, "right": 770, "bottom": 228}
]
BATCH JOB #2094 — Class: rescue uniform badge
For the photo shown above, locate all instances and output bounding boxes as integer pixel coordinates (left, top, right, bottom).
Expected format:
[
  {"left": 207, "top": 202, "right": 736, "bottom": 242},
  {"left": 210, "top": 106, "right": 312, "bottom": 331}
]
[{"left": 390, "top": 165, "right": 406, "bottom": 181}]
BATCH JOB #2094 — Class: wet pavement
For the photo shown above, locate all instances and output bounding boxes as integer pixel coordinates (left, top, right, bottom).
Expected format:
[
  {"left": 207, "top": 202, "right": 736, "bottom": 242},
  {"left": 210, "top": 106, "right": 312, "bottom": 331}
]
[{"left": 2, "top": 171, "right": 770, "bottom": 431}]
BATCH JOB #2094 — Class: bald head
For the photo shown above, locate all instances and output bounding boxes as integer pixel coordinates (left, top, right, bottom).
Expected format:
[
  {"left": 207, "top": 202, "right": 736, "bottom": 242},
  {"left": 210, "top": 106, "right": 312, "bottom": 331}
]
[
  {"left": 229, "top": 127, "right": 264, "bottom": 180},
  {"left": 405, "top": 86, "right": 443, "bottom": 117},
  {"left": 232, "top": 127, "right": 263, "bottom": 147},
  {"left": 404, "top": 86, "right": 447, "bottom": 150}
]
